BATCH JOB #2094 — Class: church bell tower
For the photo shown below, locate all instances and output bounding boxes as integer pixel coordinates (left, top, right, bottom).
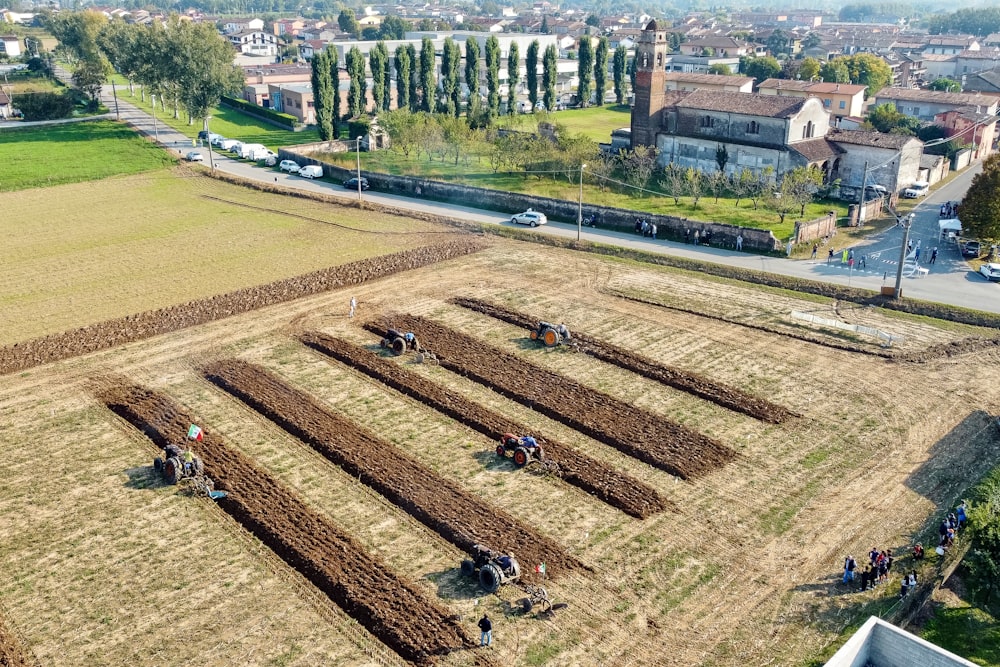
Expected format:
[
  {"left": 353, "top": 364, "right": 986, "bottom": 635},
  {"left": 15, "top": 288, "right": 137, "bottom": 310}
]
[{"left": 630, "top": 20, "right": 669, "bottom": 149}]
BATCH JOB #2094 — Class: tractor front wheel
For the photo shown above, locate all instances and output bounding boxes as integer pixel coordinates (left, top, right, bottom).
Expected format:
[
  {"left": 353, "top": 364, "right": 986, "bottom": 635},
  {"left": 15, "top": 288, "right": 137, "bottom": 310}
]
[
  {"left": 495, "top": 444, "right": 507, "bottom": 458},
  {"left": 513, "top": 447, "right": 530, "bottom": 467},
  {"left": 153, "top": 457, "right": 163, "bottom": 472},
  {"left": 461, "top": 559, "right": 476, "bottom": 578},
  {"left": 530, "top": 330, "right": 539, "bottom": 340},
  {"left": 479, "top": 563, "right": 502, "bottom": 593},
  {"left": 391, "top": 337, "right": 406, "bottom": 355}
]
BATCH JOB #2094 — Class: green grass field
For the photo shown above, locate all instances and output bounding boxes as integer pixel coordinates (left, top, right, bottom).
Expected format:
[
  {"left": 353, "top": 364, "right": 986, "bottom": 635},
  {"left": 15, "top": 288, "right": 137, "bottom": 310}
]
[
  {"left": 109, "top": 81, "right": 320, "bottom": 151},
  {"left": 0, "top": 120, "right": 176, "bottom": 191},
  {"left": 544, "top": 104, "right": 632, "bottom": 142}
]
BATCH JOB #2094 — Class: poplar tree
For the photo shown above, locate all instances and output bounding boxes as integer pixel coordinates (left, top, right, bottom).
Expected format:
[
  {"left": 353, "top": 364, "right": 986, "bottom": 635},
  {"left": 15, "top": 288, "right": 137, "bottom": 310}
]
[
  {"left": 506, "top": 42, "right": 519, "bottom": 114},
  {"left": 394, "top": 44, "right": 411, "bottom": 111},
  {"left": 370, "top": 41, "right": 388, "bottom": 112},
  {"left": 526, "top": 39, "right": 539, "bottom": 111},
  {"left": 594, "top": 36, "right": 608, "bottom": 107},
  {"left": 613, "top": 44, "right": 627, "bottom": 104},
  {"left": 542, "top": 44, "right": 557, "bottom": 111},
  {"left": 577, "top": 36, "right": 593, "bottom": 107},
  {"left": 440, "top": 37, "right": 460, "bottom": 115},
  {"left": 465, "top": 36, "right": 481, "bottom": 118},
  {"left": 346, "top": 45, "right": 366, "bottom": 117},
  {"left": 419, "top": 37, "right": 436, "bottom": 112},
  {"left": 485, "top": 34, "right": 501, "bottom": 118},
  {"left": 311, "top": 48, "right": 335, "bottom": 139}
]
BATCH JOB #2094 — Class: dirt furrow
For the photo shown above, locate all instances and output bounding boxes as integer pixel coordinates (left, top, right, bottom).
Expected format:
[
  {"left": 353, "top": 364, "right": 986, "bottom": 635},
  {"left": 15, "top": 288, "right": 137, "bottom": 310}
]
[
  {"left": 451, "top": 296, "right": 797, "bottom": 424},
  {"left": 0, "top": 240, "right": 485, "bottom": 376},
  {"left": 203, "top": 359, "right": 585, "bottom": 578},
  {"left": 300, "top": 331, "right": 671, "bottom": 519},
  {"left": 100, "top": 383, "right": 473, "bottom": 665},
  {"left": 367, "top": 316, "right": 737, "bottom": 480},
  {"left": 0, "top": 616, "right": 36, "bottom": 667}
]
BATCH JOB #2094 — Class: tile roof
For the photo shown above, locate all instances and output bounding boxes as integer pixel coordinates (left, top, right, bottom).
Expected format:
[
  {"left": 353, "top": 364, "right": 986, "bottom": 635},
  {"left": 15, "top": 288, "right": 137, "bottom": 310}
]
[
  {"left": 791, "top": 137, "right": 845, "bottom": 162},
  {"left": 671, "top": 89, "right": 809, "bottom": 118},
  {"left": 664, "top": 72, "right": 754, "bottom": 85},
  {"left": 875, "top": 87, "right": 1000, "bottom": 106},
  {"left": 827, "top": 129, "right": 917, "bottom": 149}
]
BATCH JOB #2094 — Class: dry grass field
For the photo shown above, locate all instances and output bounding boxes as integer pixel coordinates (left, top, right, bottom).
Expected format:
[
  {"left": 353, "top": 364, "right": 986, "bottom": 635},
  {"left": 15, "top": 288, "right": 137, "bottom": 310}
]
[{"left": 1, "top": 172, "right": 999, "bottom": 666}]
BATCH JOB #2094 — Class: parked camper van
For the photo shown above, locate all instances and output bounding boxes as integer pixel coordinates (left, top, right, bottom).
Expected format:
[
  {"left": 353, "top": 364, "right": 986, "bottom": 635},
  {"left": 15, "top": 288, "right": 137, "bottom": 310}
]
[
  {"left": 237, "top": 143, "right": 268, "bottom": 160},
  {"left": 298, "top": 165, "right": 323, "bottom": 179}
]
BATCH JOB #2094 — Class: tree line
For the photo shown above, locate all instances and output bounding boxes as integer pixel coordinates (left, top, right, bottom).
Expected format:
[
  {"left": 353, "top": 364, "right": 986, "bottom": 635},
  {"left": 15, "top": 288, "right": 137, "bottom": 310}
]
[
  {"left": 310, "top": 35, "right": 630, "bottom": 141},
  {"left": 740, "top": 52, "right": 893, "bottom": 98}
]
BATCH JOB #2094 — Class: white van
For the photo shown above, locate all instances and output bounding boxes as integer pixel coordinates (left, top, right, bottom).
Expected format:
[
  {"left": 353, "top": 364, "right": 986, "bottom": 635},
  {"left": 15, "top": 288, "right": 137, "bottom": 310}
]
[
  {"left": 903, "top": 181, "right": 929, "bottom": 198},
  {"left": 237, "top": 143, "right": 267, "bottom": 160},
  {"left": 298, "top": 164, "right": 323, "bottom": 179}
]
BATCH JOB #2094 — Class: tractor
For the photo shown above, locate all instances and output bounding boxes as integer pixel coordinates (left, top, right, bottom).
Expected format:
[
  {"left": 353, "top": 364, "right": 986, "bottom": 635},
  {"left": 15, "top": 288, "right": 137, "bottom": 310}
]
[
  {"left": 460, "top": 544, "right": 522, "bottom": 593},
  {"left": 153, "top": 443, "right": 204, "bottom": 485},
  {"left": 380, "top": 328, "right": 422, "bottom": 356},
  {"left": 530, "top": 321, "right": 572, "bottom": 348},
  {"left": 496, "top": 433, "right": 545, "bottom": 467}
]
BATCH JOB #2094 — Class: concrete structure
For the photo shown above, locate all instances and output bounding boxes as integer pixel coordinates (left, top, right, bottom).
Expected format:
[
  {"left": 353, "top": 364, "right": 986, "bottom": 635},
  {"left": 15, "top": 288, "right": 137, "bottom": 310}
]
[
  {"left": 227, "top": 30, "right": 280, "bottom": 58},
  {"left": 873, "top": 87, "right": 1000, "bottom": 120},
  {"left": 0, "top": 35, "right": 20, "bottom": 58},
  {"left": 956, "top": 48, "right": 1000, "bottom": 81},
  {"left": 826, "top": 128, "right": 923, "bottom": 195},
  {"left": 923, "top": 36, "right": 980, "bottom": 56},
  {"left": 269, "top": 82, "right": 314, "bottom": 123},
  {"left": 678, "top": 36, "right": 753, "bottom": 58},
  {"left": 825, "top": 616, "right": 977, "bottom": 667},
  {"left": 665, "top": 53, "right": 742, "bottom": 75},
  {"left": 664, "top": 72, "right": 754, "bottom": 93},
  {"left": 757, "top": 79, "right": 866, "bottom": 121},
  {"left": 223, "top": 17, "right": 265, "bottom": 34},
  {"left": 962, "top": 69, "right": 1000, "bottom": 93}
]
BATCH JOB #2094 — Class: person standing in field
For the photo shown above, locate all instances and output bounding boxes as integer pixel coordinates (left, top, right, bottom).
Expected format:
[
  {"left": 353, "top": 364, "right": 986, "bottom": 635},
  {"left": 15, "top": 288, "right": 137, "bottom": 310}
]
[
  {"left": 736, "top": 233, "right": 743, "bottom": 251},
  {"left": 478, "top": 614, "right": 492, "bottom": 647},
  {"left": 811, "top": 243, "right": 818, "bottom": 260},
  {"left": 349, "top": 296, "right": 357, "bottom": 319}
]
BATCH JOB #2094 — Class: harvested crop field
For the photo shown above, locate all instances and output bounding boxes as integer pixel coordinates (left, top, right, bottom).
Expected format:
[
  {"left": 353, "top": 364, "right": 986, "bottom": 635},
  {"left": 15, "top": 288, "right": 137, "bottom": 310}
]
[
  {"left": 300, "top": 331, "right": 670, "bottom": 518},
  {"left": 3, "top": 217, "right": 1000, "bottom": 667},
  {"left": 365, "top": 315, "right": 737, "bottom": 480},
  {"left": 102, "top": 382, "right": 473, "bottom": 665}
]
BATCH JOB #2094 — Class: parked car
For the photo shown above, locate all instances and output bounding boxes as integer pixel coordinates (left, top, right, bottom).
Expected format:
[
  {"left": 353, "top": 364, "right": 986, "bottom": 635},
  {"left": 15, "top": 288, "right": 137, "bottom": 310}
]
[
  {"left": 298, "top": 165, "right": 323, "bottom": 179},
  {"left": 184, "top": 150, "right": 204, "bottom": 162},
  {"left": 217, "top": 138, "right": 239, "bottom": 151},
  {"left": 903, "top": 181, "right": 929, "bottom": 198},
  {"left": 198, "top": 131, "right": 221, "bottom": 144},
  {"left": 228, "top": 141, "right": 244, "bottom": 154},
  {"left": 211, "top": 136, "right": 231, "bottom": 147},
  {"left": 963, "top": 240, "right": 983, "bottom": 258},
  {"left": 980, "top": 262, "right": 1000, "bottom": 282},
  {"left": 263, "top": 155, "right": 278, "bottom": 167},
  {"left": 511, "top": 210, "right": 547, "bottom": 227},
  {"left": 278, "top": 159, "right": 301, "bottom": 173},
  {"left": 344, "top": 177, "right": 370, "bottom": 190}
]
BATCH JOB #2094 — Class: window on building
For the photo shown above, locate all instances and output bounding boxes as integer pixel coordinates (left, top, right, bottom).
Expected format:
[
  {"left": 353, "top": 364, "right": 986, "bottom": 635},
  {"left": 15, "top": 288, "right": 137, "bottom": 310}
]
[
  {"left": 823, "top": 98, "right": 831, "bottom": 107},
  {"left": 747, "top": 120, "right": 759, "bottom": 134},
  {"left": 656, "top": 53, "right": 663, "bottom": 67},
  {"left": 701, "top": 115, "right": 715, "bottom": 128},
  {"left": 839, "top": 100, "right": 846, "bottom": 109},
  {"left": 802, "top": 120, "right": 814, "bottom": 139}
]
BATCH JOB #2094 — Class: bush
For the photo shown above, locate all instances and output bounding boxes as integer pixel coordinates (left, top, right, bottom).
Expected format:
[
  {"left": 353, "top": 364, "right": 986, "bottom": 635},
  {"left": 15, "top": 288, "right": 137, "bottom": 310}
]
[
  {"left": 16, "top": 91, "right": 75, "bottom": 121},
  {"left": 220, "top": 95, "right": 298, "bottom": 129},
  {"left": 347, "top": 117, "right": 371, "bottom": 140}
]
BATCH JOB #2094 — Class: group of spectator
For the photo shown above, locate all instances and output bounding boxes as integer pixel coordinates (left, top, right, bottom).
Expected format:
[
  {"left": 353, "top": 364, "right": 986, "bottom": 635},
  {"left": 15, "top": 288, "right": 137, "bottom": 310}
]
[
  {"left": 683, "top": 228, "right": 713, "bottom": 246},
  {"left": 938, "top": 501, "right": 967, "bottom": 550},
  {"left": 634, "top": 218, "right": 658, "bottom": 239},
  {"left": 940, "top": 201, "right": 960, "bottom": 219}
]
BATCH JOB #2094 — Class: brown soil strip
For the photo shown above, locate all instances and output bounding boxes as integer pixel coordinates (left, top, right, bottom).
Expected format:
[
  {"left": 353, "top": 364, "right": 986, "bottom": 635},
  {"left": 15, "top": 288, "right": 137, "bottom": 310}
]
[
  {"left": 452, "top": 296, "right": 797, "bottom": 424},
  {"left": 0, "top": 615, "right": 36, "bottom": 667},
  {"left": 203, "top": 359, "right": 585, "bottom": 578},
  {"left": 0, "top": 240, "right": 485, "bottom": 377},
  {"left": 300, "top": 332, "right": 671, "bottom": 519},
  {"left": 100, "top": 383, "right": 473, "bottom": 665},
  {"left": 366, "top": 316, "right": 737, "bottom": 481},
  {"left": 893, "top": 336, "right": 1000, "bottom": 363}
]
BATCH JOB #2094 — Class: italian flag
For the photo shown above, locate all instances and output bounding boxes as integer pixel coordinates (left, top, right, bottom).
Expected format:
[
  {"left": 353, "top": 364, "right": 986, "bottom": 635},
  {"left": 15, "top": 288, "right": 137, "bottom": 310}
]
[{"left": 187, "top": 424, "right": 203, "bottom": 441}]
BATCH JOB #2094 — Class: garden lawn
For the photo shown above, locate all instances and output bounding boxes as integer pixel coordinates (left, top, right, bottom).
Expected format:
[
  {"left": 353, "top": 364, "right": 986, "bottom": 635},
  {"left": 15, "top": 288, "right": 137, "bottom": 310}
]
[
  {"left": 921, "top": 603, "right": 1000, "bottom": 666},
  {"left": 546, "top": 104, "right": 632, "bottom": 142},
  {"left": 109, "top": 81, "right": 319, "bottom": 151},
  {"left": 0, "top": 119, "right": 175, "bottom": 191}
]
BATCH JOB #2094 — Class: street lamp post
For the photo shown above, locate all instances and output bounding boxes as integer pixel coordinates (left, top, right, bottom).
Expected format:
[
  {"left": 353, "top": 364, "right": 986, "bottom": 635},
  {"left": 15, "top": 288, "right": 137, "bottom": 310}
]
[
  {"left": 356, "top": 137, "right": 363, "bottom": 201},
  {"left": 150, "top": 94, "right": 159, "bottom": 143},
  {"left": 577, "top": 163, "right": 586, "bottom": 241},
  {"left": 206, "top": 115, "right": 215, "bottom": 171}
]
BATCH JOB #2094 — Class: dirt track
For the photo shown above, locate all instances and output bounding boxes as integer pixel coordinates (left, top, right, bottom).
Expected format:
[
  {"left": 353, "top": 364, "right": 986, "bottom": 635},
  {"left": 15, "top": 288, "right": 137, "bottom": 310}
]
[
  {"left": 0, "top": 240, "right": 485, "bottom": 376},
  {"left": 367, "top": 316, "right": 737, "bottom": 480},
  {"left": 300, "top": 332, "right": 671, "bottom": 518},
  {"left": 100, "top": 383, "right": 473, "bottom": 665},
  {"left": 203, "top": 359, "right": 585, "bottom": 578},
  {"left": 451, "top": 297, "right": 796, "bottom": 423}
]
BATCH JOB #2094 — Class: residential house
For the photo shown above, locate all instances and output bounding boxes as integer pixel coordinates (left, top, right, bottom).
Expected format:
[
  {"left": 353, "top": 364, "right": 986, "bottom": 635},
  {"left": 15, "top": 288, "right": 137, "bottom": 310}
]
[
  {"left": 894, "top": 53, "right": 926, "bottom": 88},
  {"left": 826, "top": 128, "right": 923, "bottom": 195},
  {"left": 299, "top": 28, "right": 338, "bottom": 42},
  {"left": 934, "top": 107, "right": 998, "bottom": 160},
  {"left": 228, "top": 30, "right": 281, "bottom": 58},
  {"left": 0, "top": 35, "right": 20, "bottom": 58},
  {"left": 272, "top": 19, "right": 305, "bottom": 37},
  {"left": 678, "top": 36, "right": 752, "bottom": 58},
  {"left": 961, "top": 69, "right": 1000, "bottom": 93},
  {"left": 269, "top": 82, "right": 314, "bottom": 124},
  {"left": 664, "top": 72, "right": 754, "bottom": 93},
  {"left": 756, "top": 79, "right": 866, "bottom": 122},
  {"left": 299, "top": 40, "right": 329, "bottom": 61},
  {"left": 923, "top": 36, "right": 980, "bottom": 55},
  {"left": 955, "top": 48, "right": 1000, "bottom": 82},
  {"left": 0, "top": 89, "right": 11, "bottom": 118},
  {"left": 920, "top": 53, "right": 958, "bottom": 81},
  {"left": 873, "top": 87, "right": 1000, "bottom": 121},
  {"left": 242, "top": 63, "right": 313, "bottom": 105},
  {"left": 223, "top": 17, "right": 265, "bottom": 34}
]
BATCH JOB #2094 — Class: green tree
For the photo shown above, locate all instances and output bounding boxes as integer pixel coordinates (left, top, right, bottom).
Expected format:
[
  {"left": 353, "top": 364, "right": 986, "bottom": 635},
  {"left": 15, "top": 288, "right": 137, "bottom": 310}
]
[
  {"left": 741, "top": 56, "right": 780, "bottom": 83},
  {"left": 370, "top": 41, "right": 390, "bottom": 112},
  {"left": 338, "top": 9, "right": 360, "bottom": 38},
  {"left": 715, "top": 144, "right": 729, "bottom": 172},
  {"left": 172, "top": 20, "right": 244, "bottom": 129},
  {"left": 526, "top": 39, "right": 540, "bottom": 110},
  {"left": 542, "top": 44, "right": 557, "bottom": 111},
  {"left": 929, "top": 77, "right": 962, "bottom": 92},
  {"left": 593, "top": 36, "right": 608, "bottom": 107},
  {"left": 959, "top": 153, "right": 1000, "bottom": 243},
  {"left": 848, "top": 53, "right": 892, "bottom": 98},
  {"left": 577, "top": 35, "right": 593, "bottom": 106},
  {"left": 507, "top": 42, "right": 520, "bottom": 114},
  {"left": 71, "top": 58, "right": 107, "bottom": 109},
  {"left": 820, "top": 58, "right": 851, "bottom": 84},
  {"left": 46, "top": 10, "right": 107, "bottom": 62},
  {"left": 485, "top": 34, "right": 501, "bottom": 118},
  {"left": 440, "top": 37, "right": 460, "bottom": 115},
  {"left": 346, "top": 45, "right": 366, "bottom": 117},
  {"left": 98, "top": 20, "right": 143, "bottom": 95},
  {"left": 802, "top": 33, "right": 821, "bottom": 49},
  {"left": 799, "top": 57, "right": 821, "bottom": 82},
  {"left": 329, "top": 47, "right": 341, "bottom": 133},
  {"left": 394, "top": 45, "right": 412, "bottom": 112},
  {"left": 311, "top": 49, "right": 335, "bottom": 139},
  {"left": 766, "top": 29, "right": 790, "bottom": 57},
  {"left": 613, "top": 45, "right": 628, "bottom": 104},
  {"left": 707, "top": 63, "right": 730, "bottom": 75},
  {"left": 466, "top": 36, "right": 481, "bottom": 118},
  {"left": 540, "top": 15, "right": 550, "bottom": 34},
  {"left": 419, "top": 37, "right": 436, "bottom": 112},
  {"left": 866, "top": 102, "right": 907, "bottom": 133},
  {"left": 585, "top": 14, "right": 601, "bottom": 28},
  {"left": 379, "top": 15, "right": 409, "bottom": 40}
]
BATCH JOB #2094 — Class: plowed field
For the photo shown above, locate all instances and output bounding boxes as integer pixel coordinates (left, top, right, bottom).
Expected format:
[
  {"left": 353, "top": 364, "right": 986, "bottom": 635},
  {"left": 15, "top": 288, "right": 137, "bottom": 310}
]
[
  {"left": 366, "top": 316, "right": 737, "bottom": 480},
  {"left": 0, "top": 240, "right": 484, "bottom": 377},
  {"left": 451, "top": 296, "right": 796, "bottom": 423},
  {"left": 0, "top": 619, "right": 34, "bottom": 667},
  {"left": 101, "top": 383, "right": 473, "bottom": 665},
  {"left": 300, "top": 331, "right": 670, "bottom": 518},
  {"left": 203, "top": 359, "right": 585, "bottom": 578}
]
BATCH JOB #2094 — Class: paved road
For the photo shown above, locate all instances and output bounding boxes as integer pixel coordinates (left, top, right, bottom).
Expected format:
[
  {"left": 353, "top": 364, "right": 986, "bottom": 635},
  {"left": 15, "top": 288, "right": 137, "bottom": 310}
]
[{"left": 99, "top": 84, "right": 1000, "bottom": 314}]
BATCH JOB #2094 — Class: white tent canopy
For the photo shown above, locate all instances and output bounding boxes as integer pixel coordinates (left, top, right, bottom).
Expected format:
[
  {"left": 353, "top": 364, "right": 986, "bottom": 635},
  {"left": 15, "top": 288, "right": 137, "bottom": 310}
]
[{"left": 939, "top": 218, "right": 962, "bottom": 237}]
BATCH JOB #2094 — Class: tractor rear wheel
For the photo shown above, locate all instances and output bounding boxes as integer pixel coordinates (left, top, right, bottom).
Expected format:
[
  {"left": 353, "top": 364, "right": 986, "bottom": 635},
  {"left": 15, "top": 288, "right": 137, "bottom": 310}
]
[
  {"left": 479, "top": 563, "right": 502, "bottom": 593},
  {"left": 461, "top": 559, "right": 476, "bottom": 578},
  {"left": 391, "top": 337, "right": 406, "bottom": 355},
  {"left": 513, "top": 447, "right": 530, "bottom": 467},
  {"left": 164, "top": 457, "right": 181, "bottom": 485},
  {"left": 495, "top": 444, "right": 507, "bottom": 458},
  {"left": 153, "top": 457, "right": 163, "bottom": 472},
  {"left": 542, "top": 329, "right": 559, "bottom": 347}
]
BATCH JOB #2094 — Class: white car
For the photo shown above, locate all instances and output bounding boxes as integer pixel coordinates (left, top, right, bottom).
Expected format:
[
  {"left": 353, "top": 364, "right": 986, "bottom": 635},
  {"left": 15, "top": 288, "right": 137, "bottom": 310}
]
[
  {"left": 184, "top": 150, "right": 204, "bottom": 162},
  {"left": 211, "top": 135, "right": 230, "bottom": 147},
  {"left": 511, "top": 211, "right": 547, "bottom": 227},
  {"left": 903, "top": 181, "right": 929, "bottom": 198},
  {"left": 217, "top": 138, "right": 239, "bottom": 151},
  {"left": 279, "top": 159, "right": 301, "bottom": 173},
  {"left": 980, "top": 262, "right": 1000, "bottom": 282}
]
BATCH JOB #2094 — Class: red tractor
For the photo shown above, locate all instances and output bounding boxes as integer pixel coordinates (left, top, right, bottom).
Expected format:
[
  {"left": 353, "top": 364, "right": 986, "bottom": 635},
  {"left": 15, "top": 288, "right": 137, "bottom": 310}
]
[{"left": 496, "top": 433, "right": 545, "bottom": 467}]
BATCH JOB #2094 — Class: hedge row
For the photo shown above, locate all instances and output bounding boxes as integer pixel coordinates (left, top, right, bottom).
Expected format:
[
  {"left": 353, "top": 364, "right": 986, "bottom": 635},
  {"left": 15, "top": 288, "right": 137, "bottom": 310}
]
[{"left": 220, "top": 95, "right": 298, "bottom": 129}]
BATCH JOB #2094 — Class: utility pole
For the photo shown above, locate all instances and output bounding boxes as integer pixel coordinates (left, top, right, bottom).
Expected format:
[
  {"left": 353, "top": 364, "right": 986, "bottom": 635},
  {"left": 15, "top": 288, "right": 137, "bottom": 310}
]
[
  {"left": 151, "top": 94, "right": 159, "bottom": 143},
  {"left": 856, "top": 160, "right": 869, "bottom": 226},
  {"left": 356, "top": 137, "right": 363, "bottom": 201},
  {"left": 893, "top": 214, "right": 913, "bottom": 299},
  {"left": 110, "top": 80, "right": 120, "bottom": 121}
]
